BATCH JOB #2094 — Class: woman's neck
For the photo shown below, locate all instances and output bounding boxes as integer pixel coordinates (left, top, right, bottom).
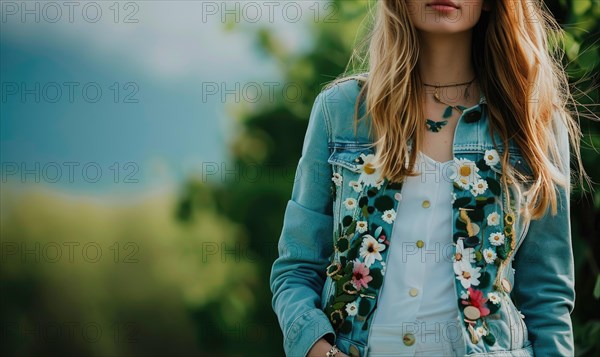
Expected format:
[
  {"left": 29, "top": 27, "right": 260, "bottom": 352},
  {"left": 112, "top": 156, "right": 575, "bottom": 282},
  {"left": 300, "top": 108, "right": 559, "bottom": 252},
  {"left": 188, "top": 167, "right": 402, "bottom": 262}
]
[{"left": 416, "top": 31, "right": 476, "bottom": 85}]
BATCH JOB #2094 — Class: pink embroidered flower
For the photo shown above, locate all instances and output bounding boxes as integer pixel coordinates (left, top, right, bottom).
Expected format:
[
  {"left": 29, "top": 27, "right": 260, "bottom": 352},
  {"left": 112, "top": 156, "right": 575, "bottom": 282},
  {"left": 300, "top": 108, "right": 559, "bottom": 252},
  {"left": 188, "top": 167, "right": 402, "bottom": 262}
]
[
  {"left": 351, "top": 260, "right": 373, "bottom": 290},
  {"left": 462, "top": 287, "right": 490, "bottom": 317}
]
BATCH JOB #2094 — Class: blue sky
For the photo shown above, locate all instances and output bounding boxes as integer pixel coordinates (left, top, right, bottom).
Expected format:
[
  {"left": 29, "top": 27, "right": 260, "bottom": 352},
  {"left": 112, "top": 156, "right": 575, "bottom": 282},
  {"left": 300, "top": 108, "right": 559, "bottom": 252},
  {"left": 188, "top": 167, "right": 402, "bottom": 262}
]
[{"left": 1, "top": 1, "right": 313, "bottom": 196}]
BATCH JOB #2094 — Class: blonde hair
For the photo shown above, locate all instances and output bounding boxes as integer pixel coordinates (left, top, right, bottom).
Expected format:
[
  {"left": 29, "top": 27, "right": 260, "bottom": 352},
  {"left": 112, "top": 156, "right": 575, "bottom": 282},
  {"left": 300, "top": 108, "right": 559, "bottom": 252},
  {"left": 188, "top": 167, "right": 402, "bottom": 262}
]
[{"left": 326, "top": 0, "right": 594, "bottom": 220}]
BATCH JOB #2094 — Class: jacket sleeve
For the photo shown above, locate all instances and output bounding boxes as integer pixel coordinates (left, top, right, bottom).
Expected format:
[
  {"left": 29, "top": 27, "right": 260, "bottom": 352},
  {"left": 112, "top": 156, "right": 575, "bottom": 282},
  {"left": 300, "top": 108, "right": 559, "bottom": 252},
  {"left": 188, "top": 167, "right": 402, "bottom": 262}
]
[
  {"left": 269, "top": 91, "right": 337, "bottom": 357},
  {"left": 511, "top": 113, "right": 575, "bottom": 356}
]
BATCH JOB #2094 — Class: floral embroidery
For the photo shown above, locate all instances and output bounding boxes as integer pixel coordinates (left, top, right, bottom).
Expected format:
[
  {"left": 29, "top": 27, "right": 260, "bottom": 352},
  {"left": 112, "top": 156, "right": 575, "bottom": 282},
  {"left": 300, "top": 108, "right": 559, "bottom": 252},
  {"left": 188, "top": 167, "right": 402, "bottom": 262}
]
[
  {"left": 381, "top": 209, "right": 396, "bottom": 224},
  {"left": 451, "top": 157, "right": 481, "bottom": 189},
  {"left": 356, "top": 220, "right": 368, "bottom": 233},
  {"left": 357, "top": 153, "right": 383, "bottom": 188},
  {"left": 453, "top": 239, "right": 475, "bottom": 273},
  {"left": 488, "top": 232, "right": 505, "bottom": 246},
  {"left": 351, "top": 259, "right": 373, "bottom": 290},
  {"left": 344, "top": 197, "right": 357, "bottom": 210},
  {"left": 487, "top": 292, "right": 500, "bottom": 305},
  {"left": 456, "top": 264, "right": 482, "bottom": 289},
  {"left": 359, "top": 235, "right": 386, "bottom": 267},
  {"left": 346, "top": 301, "right": 358, "bottom": 316},
  {"left": 484, "top": 149, "right": 500, "bottom": 166},
  {"left": 470, "top": 178, "right": 488, "bottom": 196},
  {"left": 462, "top": 287, "right": 491, "bottom": 317},
  {"left": 332, "top": 172, "right": 343, "bottom": 186},
  {"left": 349, "top": 180, "right": 363, "bottom": 192},
  {"left": 486, "top": 212, "right": 500, "bottom": 226},
  {"left": 483, "top": 248, "right": 497, "bottom": 264}
]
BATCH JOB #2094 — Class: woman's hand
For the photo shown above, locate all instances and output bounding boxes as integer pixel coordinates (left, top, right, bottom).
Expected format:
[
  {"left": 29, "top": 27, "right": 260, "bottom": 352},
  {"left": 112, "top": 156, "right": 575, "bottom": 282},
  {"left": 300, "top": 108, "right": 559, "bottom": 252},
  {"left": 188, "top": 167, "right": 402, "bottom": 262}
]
[{"left": 307, "top": 338, "right": 350, "bottom": 357}]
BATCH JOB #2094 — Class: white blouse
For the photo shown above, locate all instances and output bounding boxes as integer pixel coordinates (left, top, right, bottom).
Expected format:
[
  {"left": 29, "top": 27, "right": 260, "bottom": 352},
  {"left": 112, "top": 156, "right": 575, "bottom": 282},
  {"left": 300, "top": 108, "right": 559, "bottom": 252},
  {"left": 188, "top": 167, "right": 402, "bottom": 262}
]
[{"left": 367, "top": 151, "right": 466, "bottom": 356}]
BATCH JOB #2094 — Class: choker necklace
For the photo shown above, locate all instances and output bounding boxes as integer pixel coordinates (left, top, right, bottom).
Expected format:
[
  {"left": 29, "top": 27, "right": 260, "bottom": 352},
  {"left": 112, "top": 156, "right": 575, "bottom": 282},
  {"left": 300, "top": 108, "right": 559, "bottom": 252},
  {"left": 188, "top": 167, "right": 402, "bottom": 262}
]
[{"left": 423, "top": 77, "right": 476, "bottom": 133}]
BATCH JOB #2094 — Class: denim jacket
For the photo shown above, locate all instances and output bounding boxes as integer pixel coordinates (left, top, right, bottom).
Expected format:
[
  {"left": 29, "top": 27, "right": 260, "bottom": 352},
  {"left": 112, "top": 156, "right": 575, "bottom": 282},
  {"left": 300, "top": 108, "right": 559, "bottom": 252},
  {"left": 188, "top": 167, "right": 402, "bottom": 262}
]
[{"left": 269, "top": 77, "right": 575, "bottom": 357}]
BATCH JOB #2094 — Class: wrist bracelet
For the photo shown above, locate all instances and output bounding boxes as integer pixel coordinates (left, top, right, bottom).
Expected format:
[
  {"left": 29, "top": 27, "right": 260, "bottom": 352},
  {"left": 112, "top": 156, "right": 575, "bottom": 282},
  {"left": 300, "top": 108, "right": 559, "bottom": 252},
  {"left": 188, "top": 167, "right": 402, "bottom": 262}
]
[{"left": 326, "top": 344, "right": 340, "bottom": 357}]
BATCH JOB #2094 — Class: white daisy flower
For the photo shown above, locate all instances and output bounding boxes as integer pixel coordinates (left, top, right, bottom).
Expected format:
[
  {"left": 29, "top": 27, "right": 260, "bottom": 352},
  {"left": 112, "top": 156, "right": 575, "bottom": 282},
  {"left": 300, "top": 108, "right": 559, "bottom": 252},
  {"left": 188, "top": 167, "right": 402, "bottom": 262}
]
[
  {"left": 381, "top": 261, "right": 387, "bottom": 276},
  {"left": 450, "top": 157, "right": 481, "bottom": 190},
  {"left": 343, "top": 198, "right": 357, "bottom": 210},
  {"left": 349, "top": 180, "right": 363, "bottom": 193},
  {"left": 373, "top": 177, "right": 385, "bottom": 189},
  {"left": 483, "top": 248, "right": 497, "bottom": 264},
  {"left": 359, "top": 234, "right": 386, "bottom": 267},
  {"left": 487, "top": 212, "right": 500, "bottom": 226},
  {"left": 356, "top": 220, "right": 368, "bottom": 233},
  {"left": 345, "top": 301, "right": 358, "bottom": 316},
  {"left": 488, "top": 232, "right": 505, "bottom": 246},
  {"left": 476, "top": 326, "right": 488, "bottom": 337},
  {"left": 456, "top": 264, "right": 482, "bottom": 289},
  {"left": 470, "top": 178, "right": 488, "bottom": 196},
  {"left": 487, "top": 292, "right": 500, "bottom": 305},
  {"left": 453, "top": 239, "right": 476, "bottom": 275},
  {"left": 381, "top": 209, "right": 396, "bottom": 224},
  {"left": 357, "top": 153, "right": 383, "bottom": 188},
  {"left": 484, "top": 149, "right": 500, "bottom": 166},
  {"left": 331, "top": 173, "right": 343, "bottom": 186}
]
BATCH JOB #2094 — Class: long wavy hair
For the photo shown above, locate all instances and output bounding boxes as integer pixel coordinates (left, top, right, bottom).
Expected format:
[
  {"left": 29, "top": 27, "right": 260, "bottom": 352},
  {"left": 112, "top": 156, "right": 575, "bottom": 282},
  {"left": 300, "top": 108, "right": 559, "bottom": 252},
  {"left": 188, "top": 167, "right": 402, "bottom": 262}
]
[{"left": 326, "top": 0, "right": 591, "bottom": 220}]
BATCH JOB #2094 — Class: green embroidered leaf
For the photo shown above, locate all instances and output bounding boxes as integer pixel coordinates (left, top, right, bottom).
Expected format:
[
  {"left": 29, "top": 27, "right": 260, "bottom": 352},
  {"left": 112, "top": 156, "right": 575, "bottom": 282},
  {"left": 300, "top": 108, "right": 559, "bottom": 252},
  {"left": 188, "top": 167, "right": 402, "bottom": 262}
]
[
  {"left": 470, "top": 207, "right": 484, "bottom": 222},
  {"left": 332, "top": 301, "right": 346, "bottom": 310},
  {"left": 483, "top": 332, "right": 496, "bottom": 345},
  {"left": 358, "top": 196, "right": 369, "bottom": 208},
  {"left": 340, "top": 320, "right": 352, "bottom": 334},
  {"left": 367, "top": 187, "right": 379, "bottom": 197},
  {"left": 475, "top": 251, "right": 483, "bottom": 262},
  {"left": 443, "top": 106, "right": 453, "bottom": 118},
  {"left": 464, "top": 236, "right": 480, "bottom": 248},
  {"left": 486, "top": 177, "right": 501, "bottom": 196},
  {"left": 336, "top": 293, "right": 358, "bottom": 303},
  {"left": 347, "top": 238, "right": 362, "bottom": 261},
  {"left": 369, "top": 268, "right": 383, "bottom": 289},
  {"left": 358, "top": 298, "right": 372, "bottom": 316},
  {"left": 342, "top": 215, "right": 353, "bottom": 227},
  {"left": 346, "top": 220, "right": 357, "bottom": 235},
  {"left": 374, "top": 195, "right": 394, "bottom": 211},
  {"left": 340, "top": 256, "right": 347, "bottom": 267},
  {"left": 336, "top": 237, "right": 349, "bottom": 252},
  {"left": 497, "top": 245, "right": 508, "bottom": 260},
  {"left": 361, "top": 205, "right": 370, "bottom": 219},
  {"left": 479, "top": 271, "right": 491, "bottom": 288},
  {"left": 476, "top": 158, "right": 490, "bottom": 171},
  {"left": 453, "top": 197, "right": 471, "bottom": 208}
]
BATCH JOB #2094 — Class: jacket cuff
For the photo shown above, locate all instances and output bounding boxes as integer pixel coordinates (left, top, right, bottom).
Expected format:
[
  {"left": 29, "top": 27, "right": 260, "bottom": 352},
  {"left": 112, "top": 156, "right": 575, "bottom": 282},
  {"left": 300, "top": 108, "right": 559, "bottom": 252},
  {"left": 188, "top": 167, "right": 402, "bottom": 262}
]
[{"left": 285, "top": 308, "right": 336, "bottom": 357}]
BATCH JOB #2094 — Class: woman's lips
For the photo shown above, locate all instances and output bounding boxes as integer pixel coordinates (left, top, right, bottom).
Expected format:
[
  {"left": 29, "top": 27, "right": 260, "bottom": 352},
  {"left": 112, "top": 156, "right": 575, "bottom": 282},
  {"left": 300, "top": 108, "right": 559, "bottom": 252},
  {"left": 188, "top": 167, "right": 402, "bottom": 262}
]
[{"left": 427, "top": 4, "right": 458, "bottom": 12}]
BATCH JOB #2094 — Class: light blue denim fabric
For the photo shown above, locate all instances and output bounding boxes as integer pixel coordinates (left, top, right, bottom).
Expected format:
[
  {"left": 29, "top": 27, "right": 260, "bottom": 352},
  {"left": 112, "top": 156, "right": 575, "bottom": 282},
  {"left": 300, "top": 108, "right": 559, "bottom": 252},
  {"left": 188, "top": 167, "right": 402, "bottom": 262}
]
[{"left": 269, "top": 76, "right": 574, "bottom": 357}]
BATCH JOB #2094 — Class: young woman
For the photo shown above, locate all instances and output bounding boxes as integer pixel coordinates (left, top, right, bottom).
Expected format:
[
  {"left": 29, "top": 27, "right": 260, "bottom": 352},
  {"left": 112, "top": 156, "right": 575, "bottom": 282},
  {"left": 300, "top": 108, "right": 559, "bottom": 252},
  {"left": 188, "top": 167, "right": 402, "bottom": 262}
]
[{"left": 270, "top": 1, "right": 589, "bottom": 356}]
